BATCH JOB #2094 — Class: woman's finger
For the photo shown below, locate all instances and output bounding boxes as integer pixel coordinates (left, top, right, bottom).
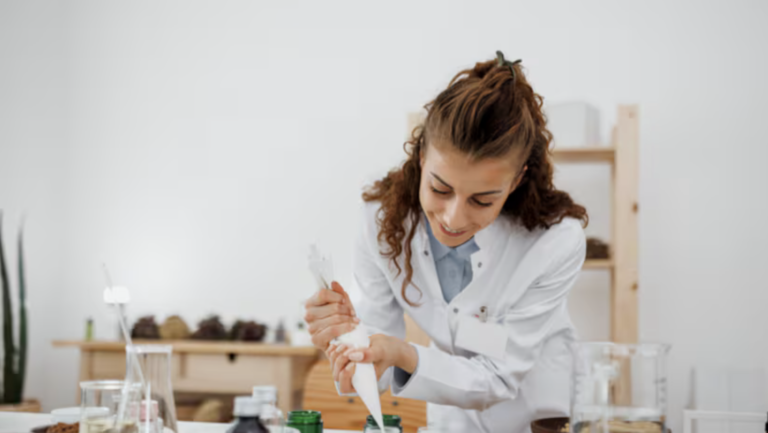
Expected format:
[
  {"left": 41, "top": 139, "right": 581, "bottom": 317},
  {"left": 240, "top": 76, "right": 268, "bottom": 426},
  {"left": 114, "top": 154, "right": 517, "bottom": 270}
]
[
  {"left": 345, "top": 347, "right": 376, "bottom": 363},
  {"left": 327, "top": 343, "right": 346, "bottom": 368},
  {"left": 308, "top": 313, "right": 360, "bottom": 335},
  {"left": 339, "top": 362, "right": 356, "bottom": 394},
  {"left": 304, "top": 302, "right": 355, "bottom": 323},
  {"left": 304, "top": 288, "right": 344, "bottom": 308},
  {"left": 333, "top": 351, "right": 351, "bottom": 382},
  {"left": 311, "top": 322, "right": 357, "bottom": 350},
  {"left": 331, "top": 281, "right": 357, "bottom": 317}
]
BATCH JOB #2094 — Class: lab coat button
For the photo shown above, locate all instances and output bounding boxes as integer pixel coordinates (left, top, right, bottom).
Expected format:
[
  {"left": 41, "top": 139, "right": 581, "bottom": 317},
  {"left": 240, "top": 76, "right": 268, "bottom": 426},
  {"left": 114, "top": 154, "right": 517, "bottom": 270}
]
[
  {"left": 478, "top": 262, "right": 483, "bottom": 268},
  {"left": 453, "top": 308, "right": 459, "bottom": 313},
  {"left": 424, "top": 250, "right": 429, "bottom": 256}
]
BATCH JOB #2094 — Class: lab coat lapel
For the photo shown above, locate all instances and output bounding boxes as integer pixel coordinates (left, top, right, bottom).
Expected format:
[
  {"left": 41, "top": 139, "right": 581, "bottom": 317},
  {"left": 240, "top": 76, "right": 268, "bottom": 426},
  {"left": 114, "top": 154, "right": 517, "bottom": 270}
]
[
  {"left": 446, "top": 219, "right": 498, "bottom": 306},
  {"left": 412, "top": 214, "right": 447, "bottom": 306}
]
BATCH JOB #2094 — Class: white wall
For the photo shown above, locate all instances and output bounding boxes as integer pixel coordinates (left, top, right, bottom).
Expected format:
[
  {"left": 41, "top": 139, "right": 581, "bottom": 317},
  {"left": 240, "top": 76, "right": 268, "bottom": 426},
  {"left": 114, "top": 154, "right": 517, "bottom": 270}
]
[
  {"left": 1, "top": 1, "right": 767, "bottom": 431},
  {"left": 0, "top": 0, "right": 68, "bottom": 411}
]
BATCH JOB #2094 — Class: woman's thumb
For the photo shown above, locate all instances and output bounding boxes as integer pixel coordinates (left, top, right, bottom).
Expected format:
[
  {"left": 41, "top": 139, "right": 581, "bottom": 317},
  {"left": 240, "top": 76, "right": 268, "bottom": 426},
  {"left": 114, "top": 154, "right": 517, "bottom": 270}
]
[{"left": 331, "top": 281, "right": 345, "bottom": 293}]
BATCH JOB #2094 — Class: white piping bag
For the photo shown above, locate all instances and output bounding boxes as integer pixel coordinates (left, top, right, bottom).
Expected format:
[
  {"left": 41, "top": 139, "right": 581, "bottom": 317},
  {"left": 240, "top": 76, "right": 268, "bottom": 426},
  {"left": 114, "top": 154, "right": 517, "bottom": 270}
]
[
  {"left": 336, "top": 324, "right": 384, "bottom": 431},
  {"left": 308, "top": 244, "right": 333, "bottom": 291},
  {"left": 307, "top": 245, "right": 383, "bottom": 431}
]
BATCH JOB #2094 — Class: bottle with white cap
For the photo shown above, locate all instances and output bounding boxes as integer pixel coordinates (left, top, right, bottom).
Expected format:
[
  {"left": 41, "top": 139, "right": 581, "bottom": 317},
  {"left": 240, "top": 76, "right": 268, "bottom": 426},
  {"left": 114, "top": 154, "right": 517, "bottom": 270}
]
[
  {"left": 227, "top": 396, "right": 269, "bottom": 433},
  {"left": 253, "top": 386, "right": 285, "bottom": 433}
]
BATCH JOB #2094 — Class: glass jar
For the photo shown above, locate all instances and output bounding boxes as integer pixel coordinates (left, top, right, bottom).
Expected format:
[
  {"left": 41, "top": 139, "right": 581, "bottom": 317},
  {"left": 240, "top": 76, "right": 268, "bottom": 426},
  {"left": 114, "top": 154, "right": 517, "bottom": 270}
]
[
  {"left": 79, "top": 380, "right": 141, "bottom": 433},
  {"left": 125, "top": 345, "right": 179, "bottom": 433},
  {"left": 364, "top": 414, "right": 402, "bottom": 433},
  {"left": 286, "top": 411, "right": 322, "bottom": 433},
  {"left": 227, "top": 396, "right": 269, "bottom": 433},
  {"left": 570, "top": 342, "right": 670, "bottom": 433}
]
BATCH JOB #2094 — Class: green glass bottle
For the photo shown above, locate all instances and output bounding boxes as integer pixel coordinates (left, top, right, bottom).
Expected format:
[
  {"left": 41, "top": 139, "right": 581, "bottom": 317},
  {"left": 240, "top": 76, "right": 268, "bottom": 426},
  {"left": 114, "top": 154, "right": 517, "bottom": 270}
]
[
  {"left": 364, "top": 414, "right": 402, "bottom": 433},
  {"left": 286, "top": 411, "right": 323, "bottom": 433}
]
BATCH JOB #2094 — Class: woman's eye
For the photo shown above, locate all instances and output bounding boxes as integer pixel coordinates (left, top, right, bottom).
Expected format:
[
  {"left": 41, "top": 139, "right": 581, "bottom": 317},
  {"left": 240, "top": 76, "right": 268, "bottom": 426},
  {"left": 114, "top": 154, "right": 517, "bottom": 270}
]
[
  {"left": 431, "top": 187, "right": 450, "bottom": 195},
  {"left": 473, "top": 199, "right": 493, "bottom": 207}
]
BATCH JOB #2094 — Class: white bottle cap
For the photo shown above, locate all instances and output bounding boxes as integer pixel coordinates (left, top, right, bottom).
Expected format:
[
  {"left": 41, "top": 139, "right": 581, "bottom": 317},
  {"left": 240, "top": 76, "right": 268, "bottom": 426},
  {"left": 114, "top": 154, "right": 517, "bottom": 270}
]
[
  {"left": 252, "top": 386, "right": 278, "bottom": 404},
  {"left": 233, "top": 396, "right": 261, "bottom": 417}
]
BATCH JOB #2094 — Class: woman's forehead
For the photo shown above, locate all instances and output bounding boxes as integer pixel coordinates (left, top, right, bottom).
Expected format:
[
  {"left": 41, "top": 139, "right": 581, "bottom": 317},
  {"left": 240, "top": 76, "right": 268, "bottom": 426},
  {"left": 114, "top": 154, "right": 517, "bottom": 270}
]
[{"left": 424, "top": 141, "right": 522, "bottom": 189}]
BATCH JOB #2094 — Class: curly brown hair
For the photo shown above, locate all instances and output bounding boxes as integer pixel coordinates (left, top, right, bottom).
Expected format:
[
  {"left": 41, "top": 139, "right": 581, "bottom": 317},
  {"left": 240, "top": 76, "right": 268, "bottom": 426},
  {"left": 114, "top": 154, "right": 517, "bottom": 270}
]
[{"left": 362, "top": 54, "right": 588, "bottom": 306}]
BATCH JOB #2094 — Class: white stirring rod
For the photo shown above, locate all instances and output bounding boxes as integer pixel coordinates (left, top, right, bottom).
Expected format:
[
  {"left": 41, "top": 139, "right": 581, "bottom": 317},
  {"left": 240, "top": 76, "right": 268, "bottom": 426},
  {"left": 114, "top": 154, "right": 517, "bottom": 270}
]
[{"left": 102, "top": 264, "right": 147, "bottom": 427}]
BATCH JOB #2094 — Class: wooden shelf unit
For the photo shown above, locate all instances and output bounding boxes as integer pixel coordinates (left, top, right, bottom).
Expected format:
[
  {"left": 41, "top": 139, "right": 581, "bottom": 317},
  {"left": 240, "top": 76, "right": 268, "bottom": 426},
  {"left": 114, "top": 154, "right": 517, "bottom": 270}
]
[
  {"left": 553, "top": 105, "right": 639, "bottom": 343},
  {"left": 582, "top": 258, "right": 614, "bottom": 270},
  {"left": 552, "top": 146, "right": 616, "bottom": 163},
  {"left": 53, "top": 340, "right": 320, "bottom": 416}
]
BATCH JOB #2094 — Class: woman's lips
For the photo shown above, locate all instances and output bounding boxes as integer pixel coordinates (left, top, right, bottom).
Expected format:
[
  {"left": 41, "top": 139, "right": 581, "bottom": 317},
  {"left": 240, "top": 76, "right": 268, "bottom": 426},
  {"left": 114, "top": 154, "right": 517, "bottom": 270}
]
[{"left": 439, "top": 223, "right": 466, "bottom": 237}]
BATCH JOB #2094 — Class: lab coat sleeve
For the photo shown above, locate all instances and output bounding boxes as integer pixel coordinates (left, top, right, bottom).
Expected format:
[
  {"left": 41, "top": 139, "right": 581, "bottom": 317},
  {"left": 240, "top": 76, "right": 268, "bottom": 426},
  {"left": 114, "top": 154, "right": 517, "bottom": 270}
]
[
  {"left": 338, "top": 203, "right": 406, "bottom": 395},
  {"left": 391, "top": 221, "right": 585, "bottom": 410}
]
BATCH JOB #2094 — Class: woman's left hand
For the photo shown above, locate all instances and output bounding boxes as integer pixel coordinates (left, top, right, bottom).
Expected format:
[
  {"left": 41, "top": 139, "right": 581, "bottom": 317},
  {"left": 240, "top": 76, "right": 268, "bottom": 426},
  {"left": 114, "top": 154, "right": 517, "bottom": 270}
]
[{"left": 333, "top": 334, "right": 418, "bottom": 394}]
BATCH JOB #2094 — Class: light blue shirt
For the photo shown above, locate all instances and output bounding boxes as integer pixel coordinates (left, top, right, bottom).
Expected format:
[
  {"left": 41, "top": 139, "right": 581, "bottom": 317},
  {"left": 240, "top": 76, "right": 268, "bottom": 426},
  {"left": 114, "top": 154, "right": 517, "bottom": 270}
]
[
  {"left": 393, "top": 220, "right": 481, "bottom": 386},
  {"left": 426, "top": 219, "right": 480, "bottom": 303}
]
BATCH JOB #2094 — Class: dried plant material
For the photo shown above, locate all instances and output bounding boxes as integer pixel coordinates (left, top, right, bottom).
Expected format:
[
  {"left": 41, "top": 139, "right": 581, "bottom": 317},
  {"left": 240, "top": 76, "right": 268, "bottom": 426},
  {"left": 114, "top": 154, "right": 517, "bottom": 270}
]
[
  {"left": 586, "top": 237, "right": 610, "bottom": 259},
  {"left": 160, "top": 315, "right": 191, "bottom": 340},
  {"left": 47, "top": 423, "right": 79, "bottom": 433},
  {"left": 229, "top": 320, "right": 267, "bottom": 342},
  {"left": 131, "top": 316, "right": 160, "bottom": 339},
  {"left": 193, "top": 399, "right": 224, "bottom": 423},
  {"left": 191, "top": 316, "right": 228, "bottom": 340}
]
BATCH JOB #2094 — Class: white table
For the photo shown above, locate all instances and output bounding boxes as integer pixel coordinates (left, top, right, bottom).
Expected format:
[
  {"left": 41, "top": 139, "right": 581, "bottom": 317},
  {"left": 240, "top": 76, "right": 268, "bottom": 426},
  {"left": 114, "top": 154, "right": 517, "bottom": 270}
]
[
  {"left": 0, "top": 412, "right": 227, "bottom": 433},
  {"left": 0, "top": 412, "right": 352, "bottom": 433}
]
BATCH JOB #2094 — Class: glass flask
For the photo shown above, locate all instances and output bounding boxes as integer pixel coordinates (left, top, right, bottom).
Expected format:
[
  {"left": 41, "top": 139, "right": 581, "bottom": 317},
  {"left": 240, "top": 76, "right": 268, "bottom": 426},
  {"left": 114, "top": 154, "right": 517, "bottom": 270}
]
[{"left": 570, "top": 342, "right": 670, "bottom": 433}]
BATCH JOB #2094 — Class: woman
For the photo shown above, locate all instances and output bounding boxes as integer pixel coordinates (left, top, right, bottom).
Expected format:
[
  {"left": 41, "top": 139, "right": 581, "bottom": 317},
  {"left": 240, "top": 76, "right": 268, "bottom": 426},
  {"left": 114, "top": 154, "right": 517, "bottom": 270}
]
[{"left": 304, "top": 52, "right": 588, "bottom": 433}]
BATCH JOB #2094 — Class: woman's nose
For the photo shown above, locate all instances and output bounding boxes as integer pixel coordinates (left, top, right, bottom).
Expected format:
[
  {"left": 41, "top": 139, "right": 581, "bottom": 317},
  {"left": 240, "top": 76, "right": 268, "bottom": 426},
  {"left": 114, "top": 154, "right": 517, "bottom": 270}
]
[{"left": 443, "top": 199, "right": 468, "bottom": 230}]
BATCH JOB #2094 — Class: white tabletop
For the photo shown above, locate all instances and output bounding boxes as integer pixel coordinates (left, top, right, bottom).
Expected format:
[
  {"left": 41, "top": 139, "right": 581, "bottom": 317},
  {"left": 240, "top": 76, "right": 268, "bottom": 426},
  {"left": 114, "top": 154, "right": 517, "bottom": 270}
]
[
  {"left": 0, "top": 412, "right": 352, "bottom": 433},
  {"left": 0, "top": 412, "right": 226, "bottom": 433}
]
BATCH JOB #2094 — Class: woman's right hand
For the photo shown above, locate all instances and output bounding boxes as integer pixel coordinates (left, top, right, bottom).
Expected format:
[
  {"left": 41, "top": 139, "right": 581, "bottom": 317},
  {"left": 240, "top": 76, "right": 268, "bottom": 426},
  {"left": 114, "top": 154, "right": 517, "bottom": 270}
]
[{"left": 304, "top": 281, "right": 360, "bottom": 350}]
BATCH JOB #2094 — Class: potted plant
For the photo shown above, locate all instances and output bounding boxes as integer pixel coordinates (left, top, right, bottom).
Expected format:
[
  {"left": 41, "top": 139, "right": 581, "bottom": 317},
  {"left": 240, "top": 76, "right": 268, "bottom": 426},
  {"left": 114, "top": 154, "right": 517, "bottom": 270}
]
[{"left": 0, "top": 212, "right": 38, "bottom": 412}]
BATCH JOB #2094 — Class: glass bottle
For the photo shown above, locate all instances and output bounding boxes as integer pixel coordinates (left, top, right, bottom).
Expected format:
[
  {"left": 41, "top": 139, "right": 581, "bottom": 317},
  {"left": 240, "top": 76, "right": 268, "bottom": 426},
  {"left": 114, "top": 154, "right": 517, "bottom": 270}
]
[
  {"left": 570, "top": 342, "right": 670, "bottom": 433},
  {"left": 286, "top": 411, "right": 322, "bottom": 433},
  {"left": 364, "top": 414, "right": 402, "bottom": 433},
  {"left": 125, "top": 345, "right": 178, "bottom": 433},
  {"left": 228, "top": 396, "right": 269, "bottom": 433}
]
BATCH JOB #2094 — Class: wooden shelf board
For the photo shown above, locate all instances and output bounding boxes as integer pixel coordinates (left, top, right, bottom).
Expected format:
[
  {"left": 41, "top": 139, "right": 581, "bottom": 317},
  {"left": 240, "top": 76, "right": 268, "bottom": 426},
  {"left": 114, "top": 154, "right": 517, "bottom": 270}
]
[
  {"left": 583, "top": 258, "right": 613, "bottom": 270},
  {"left": 52, "top": 340, "right": 320, "bottom": 357},
  {"left": 552, "top": 146, "right": 615, "bottom": 163}
]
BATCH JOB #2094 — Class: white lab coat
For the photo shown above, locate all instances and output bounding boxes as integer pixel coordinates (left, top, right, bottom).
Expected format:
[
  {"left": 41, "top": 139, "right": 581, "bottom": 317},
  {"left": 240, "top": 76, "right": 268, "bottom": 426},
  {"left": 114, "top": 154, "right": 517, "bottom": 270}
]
[{"left": 352, "top": 201, "right": 585, "bottom": 433}]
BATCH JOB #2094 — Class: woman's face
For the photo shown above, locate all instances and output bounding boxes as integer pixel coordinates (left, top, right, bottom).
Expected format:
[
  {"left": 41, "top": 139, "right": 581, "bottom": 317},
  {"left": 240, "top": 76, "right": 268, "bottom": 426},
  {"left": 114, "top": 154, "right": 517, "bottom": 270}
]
[{"left": 419, "top": 141, "right": 525, "bottom": 247}]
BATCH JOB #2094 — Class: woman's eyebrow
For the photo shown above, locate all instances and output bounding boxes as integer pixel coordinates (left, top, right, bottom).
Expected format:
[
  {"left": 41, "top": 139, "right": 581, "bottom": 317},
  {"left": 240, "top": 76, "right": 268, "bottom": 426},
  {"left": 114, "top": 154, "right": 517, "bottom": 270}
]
[{"left": 430, "top": 172, "right": 502, "bottom": 196}]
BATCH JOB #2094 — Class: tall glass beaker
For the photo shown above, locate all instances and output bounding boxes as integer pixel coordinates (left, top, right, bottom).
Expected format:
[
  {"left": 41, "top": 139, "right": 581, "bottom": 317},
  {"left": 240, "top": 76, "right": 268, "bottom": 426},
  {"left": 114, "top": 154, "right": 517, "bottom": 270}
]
[
  {"left": 126, "top": 344, "right": 178, "bottom": 433},
  {"left": 570, "top": 342, "right": 670, "bottom": 433}
]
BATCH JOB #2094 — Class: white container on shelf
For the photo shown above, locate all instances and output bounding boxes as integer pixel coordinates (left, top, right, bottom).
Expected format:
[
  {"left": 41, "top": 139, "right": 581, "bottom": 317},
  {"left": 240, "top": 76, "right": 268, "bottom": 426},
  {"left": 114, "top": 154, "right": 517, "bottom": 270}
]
[{"left": 544, "top": 101, "right": 601, "bottom": 148}]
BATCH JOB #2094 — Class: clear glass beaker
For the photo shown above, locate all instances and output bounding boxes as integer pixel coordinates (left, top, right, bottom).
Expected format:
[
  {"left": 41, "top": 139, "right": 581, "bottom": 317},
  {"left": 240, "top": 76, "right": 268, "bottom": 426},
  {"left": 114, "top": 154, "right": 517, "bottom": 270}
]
[
  {"left": 125, "top": 344, "right": 178, "bottom": 433},
  {"left": 79, "top": 380, "right": 141, "bottom": 433},
  {"left": 570, "top": 342, "right": 670, "bottom": 433}
]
